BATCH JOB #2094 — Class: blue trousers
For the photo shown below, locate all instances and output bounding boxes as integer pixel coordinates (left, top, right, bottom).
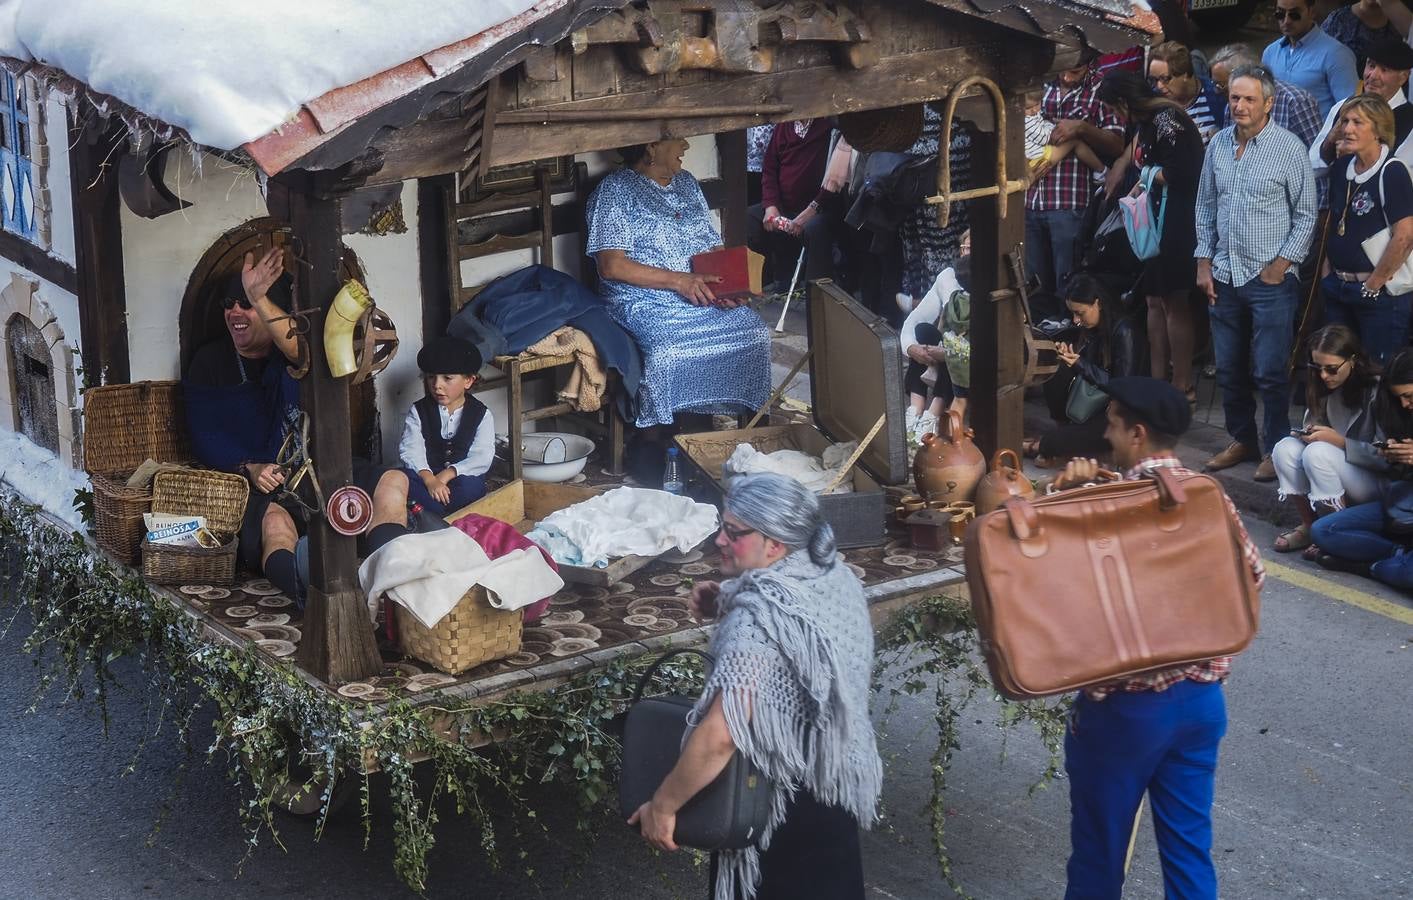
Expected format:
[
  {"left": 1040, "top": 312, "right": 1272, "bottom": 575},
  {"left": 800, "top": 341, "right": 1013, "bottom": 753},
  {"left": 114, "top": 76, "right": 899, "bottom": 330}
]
[
  {"left": 1320, "top": 275, "right": 1413, "bottom": 365},
  {"left": 1025, "top": 208, "right": 1085, "bottom": 308},
  {"left": 1065, "top": 678, "right": 1227, "bottom": 900},
  {"left": 401, "top": 467, "right": 486, "bottom": 517},
  {"left": 1210, "top": 275, "right": 1299, "bottom": 455},
  {"left": 1310, "top": 501, "right": 1413, "bottom": 590}
]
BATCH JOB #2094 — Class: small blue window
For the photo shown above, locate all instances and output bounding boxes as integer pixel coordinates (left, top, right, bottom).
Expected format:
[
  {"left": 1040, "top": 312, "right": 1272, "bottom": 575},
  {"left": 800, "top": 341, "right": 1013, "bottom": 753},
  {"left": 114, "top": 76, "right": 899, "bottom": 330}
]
[{"left": 0, "top": 72, "right": 36, "bottom": 241}]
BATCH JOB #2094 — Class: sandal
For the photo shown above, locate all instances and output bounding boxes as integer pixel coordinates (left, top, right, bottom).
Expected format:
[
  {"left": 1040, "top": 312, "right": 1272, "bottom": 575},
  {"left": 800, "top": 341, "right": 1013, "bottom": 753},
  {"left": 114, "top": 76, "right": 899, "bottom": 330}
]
[
  {"left": 1301, "top": 543, "right": 1322, "bottom": 562},
  {"left": 1273, "top": 525, "right": 1312, "bottom": 553},
  {"left": 1022, "top": 437, "right": 1043, "bottom": 459}
]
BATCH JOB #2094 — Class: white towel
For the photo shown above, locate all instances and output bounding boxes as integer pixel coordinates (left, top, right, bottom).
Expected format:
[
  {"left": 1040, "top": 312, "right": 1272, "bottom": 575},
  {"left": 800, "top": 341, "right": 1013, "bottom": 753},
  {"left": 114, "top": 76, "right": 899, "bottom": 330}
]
[
  {"left": 533, "top": 486, "right": 719, "bottom": 568},
  {"left": 357, "top": 528, "right": 564, "bottom": 629}
]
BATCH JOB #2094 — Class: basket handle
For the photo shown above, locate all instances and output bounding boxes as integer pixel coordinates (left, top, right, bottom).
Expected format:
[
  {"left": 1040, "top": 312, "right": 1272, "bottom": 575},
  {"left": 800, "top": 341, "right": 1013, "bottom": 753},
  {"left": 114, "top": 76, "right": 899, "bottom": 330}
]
[{"left": 631, "top": 647, "right": 715, "bottom": 705}]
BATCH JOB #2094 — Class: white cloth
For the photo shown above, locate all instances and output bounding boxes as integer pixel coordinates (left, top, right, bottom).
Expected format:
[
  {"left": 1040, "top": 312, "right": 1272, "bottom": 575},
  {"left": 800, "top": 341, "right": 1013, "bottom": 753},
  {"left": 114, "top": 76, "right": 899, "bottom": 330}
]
[
  {"left": 722, "top": 441, "right": 858, "bottom": 494},
  {"left": 1309, "top": 90, "right": 1413, "bottom": 179},
  {"left": 398, "top": 402, "right": 495, "bottom": 477},
  {"left": 899, "top": 266, "right": 960, "bottom": 358},
  {"left": 1270, "top": 436, "right": 1384, "bottom": 507},
  {"left": 358, "top": 528, "right": 563, "bottom": 628},
  {"left": 531, "top": 487, "right": 718, "bottom": 568}
]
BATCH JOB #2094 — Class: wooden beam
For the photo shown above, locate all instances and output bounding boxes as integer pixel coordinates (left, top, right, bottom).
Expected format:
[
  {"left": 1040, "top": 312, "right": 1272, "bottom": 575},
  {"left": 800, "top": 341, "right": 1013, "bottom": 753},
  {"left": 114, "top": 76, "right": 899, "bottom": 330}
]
[
  {"left": 279, "top": 173, "right": 382, "bottom": 684},
  {"left": 0, "top": 229, "right": 77, "bottom": 296},
  {"left": 966, "top": 99, "right": 1027, "bottom": 461},
  {"left": 417, "top": 175, "right": 454, "bottom": 342},
  {"left": 68, "top": 118, "right": 129, "bottom": 384},
  {"left": 717, "top": 130, "right": 748, "bottom": 248}
]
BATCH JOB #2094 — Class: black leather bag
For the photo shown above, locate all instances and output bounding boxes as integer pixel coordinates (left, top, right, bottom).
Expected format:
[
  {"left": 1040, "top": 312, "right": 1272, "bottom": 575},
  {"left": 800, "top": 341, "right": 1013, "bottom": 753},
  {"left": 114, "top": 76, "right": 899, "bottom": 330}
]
[{"left": 619, "top": 648, "right": 774, "bottom": 851}]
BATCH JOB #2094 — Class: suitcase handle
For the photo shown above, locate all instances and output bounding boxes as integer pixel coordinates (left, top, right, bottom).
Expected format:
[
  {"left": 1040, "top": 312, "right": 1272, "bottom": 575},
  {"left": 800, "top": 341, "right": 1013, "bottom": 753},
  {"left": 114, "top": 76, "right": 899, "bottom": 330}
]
[
  {"left": 1007, "top": 466, "right": 1191, "bottom": 541},
  {"left": 631, "top": 647, "right": 715, "bottom": 705}
]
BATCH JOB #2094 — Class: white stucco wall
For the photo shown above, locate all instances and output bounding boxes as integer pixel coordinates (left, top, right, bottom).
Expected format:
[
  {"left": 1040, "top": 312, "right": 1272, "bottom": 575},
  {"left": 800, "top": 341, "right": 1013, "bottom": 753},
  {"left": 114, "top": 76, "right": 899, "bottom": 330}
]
[{"left": 45, "top": 97, "right": 76, "bottom": 267}]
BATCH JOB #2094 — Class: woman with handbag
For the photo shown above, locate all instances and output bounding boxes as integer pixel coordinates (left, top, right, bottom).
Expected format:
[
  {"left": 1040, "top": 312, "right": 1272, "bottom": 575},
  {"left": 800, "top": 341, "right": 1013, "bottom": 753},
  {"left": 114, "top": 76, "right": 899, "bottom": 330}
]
[
  {"left": 1270, "top": 325, "right": 1386, "bottom": 557},
  {"left": 1098, "top": 70, "right": 1204, "bottom": 405},
  {"left": 1025, "top": 274, "right": 1144, "bottom": 465},
  {"left": 1310, "top": 348, "right": 1413, "bottom": 589},
  {"left": 1321, "top": 94, "right": 1413, "bottom": 364},
  {"left": 628, "top": 473, "right": 882, "bottom": 900}
]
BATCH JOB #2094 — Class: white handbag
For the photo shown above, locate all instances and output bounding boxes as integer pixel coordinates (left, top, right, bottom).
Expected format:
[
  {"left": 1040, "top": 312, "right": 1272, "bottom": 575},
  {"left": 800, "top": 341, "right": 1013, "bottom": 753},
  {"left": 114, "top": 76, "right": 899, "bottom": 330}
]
[{"left": 1359, "top": 159, "right": 1413, "bottom": 296}]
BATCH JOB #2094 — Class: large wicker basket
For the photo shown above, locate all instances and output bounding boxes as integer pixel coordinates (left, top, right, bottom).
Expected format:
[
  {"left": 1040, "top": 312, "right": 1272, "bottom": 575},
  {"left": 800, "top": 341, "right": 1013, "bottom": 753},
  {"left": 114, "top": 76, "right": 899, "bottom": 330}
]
[
  {"left": 82, "top": 381, "right": 192, "bottom": 563},
  {"left": 839, "top": 104, "right": 925, "bottom": 153},
  {"left": 395, "top": 587, "right": 523, "bottom": 675},
  {"left": 140, "top": 469, "right": 249, "bottom": 585}
]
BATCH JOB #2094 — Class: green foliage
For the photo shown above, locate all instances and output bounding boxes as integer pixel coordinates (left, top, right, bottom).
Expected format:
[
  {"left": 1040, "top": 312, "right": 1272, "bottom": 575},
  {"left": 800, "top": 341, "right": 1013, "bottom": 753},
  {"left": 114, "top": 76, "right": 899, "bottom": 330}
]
[{"left": 874, "top": 591, "right": 1070, "bottom": 899}]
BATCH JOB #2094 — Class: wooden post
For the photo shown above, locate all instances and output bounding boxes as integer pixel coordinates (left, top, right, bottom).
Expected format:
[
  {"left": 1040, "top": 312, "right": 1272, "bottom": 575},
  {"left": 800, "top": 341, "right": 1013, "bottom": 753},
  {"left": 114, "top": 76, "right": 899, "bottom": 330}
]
[
  {"left": 717, "top": 129, "right": 748, "bottom": 248},
  {"left": 967, "top": 98, "right": 1027, "bottom": 461},
  {"left": 279, "top": 173, "right": 382, "bottom": 684},
  {"left": 417, "top": 175, "right": 455, "bottom": 340},
  {"left": 69, "top": 117, "right": 130, "bottom": 385}
]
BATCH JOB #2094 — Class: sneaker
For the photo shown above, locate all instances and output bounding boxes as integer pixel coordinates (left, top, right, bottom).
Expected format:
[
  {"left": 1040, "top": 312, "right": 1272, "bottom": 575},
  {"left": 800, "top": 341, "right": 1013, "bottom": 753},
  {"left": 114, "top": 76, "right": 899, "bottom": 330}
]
[
  {"left": 915, "top": 412, "right": 939, "bottom": 439},
  {"left": 1253, "top": 456, "right": 1277, "bottom": 482},
  {"left": 905, "top": 407, "right": 920, "bottom": 434},
  {"left": 1203, "top": 441, "right": 1258, "bottom": 472},
  {"left": 895, "top": 292, "right": 915, "bottom": 314}
]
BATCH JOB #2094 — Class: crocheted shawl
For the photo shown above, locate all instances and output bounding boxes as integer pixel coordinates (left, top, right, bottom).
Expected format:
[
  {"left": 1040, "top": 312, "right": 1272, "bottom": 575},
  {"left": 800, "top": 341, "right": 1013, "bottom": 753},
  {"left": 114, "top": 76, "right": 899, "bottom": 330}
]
[{"left": 693, "top": 549, "right": 883, "bottom": 900}]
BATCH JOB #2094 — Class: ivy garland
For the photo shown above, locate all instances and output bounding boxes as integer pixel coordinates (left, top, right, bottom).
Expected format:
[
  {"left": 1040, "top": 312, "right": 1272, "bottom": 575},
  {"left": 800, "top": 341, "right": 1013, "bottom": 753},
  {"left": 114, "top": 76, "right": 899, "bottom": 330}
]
[{"left": 2, "top": 485, "right": 1066, "bottom": 895}]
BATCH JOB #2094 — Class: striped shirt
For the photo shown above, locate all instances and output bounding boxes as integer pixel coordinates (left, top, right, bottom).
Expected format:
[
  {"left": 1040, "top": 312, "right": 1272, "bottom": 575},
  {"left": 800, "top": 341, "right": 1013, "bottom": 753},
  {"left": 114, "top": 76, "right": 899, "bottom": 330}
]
[
  {"left": 1084, "top": 456, "right": 1265, "bottom": 702},
  {"left": 1025, "top": 70, "right": 1125, "bottom": 211},
  {"left": 1185, "top": 78, "right": 1226, "bottom": 144},
  {"left": 1196, "top": 119, "right": 1319, "bottom": 287}
]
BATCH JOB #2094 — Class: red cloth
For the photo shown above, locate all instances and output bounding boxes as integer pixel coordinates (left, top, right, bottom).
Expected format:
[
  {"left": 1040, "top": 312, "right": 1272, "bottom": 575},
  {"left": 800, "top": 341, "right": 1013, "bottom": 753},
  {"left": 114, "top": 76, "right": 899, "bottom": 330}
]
[
  {"left": 450, "top": 513, "right": 558, "bottom": 622},
  {"left": 761, "top": 119, "right": 834, "bottom": 217}
]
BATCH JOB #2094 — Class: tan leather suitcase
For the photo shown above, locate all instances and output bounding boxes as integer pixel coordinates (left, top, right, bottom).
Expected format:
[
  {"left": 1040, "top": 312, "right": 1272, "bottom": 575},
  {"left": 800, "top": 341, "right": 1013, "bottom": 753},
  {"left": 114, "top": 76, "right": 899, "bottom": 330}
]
[{"left": 964, "top": 467, "right": 1261, "bottom": 700}]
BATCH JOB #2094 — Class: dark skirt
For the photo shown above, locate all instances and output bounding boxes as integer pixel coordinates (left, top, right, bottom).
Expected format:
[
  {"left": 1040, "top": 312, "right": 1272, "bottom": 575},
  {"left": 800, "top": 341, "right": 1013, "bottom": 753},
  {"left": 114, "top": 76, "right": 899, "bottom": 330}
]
[{"left": 708, "top": 789, "right": 864, "bottom": 900}]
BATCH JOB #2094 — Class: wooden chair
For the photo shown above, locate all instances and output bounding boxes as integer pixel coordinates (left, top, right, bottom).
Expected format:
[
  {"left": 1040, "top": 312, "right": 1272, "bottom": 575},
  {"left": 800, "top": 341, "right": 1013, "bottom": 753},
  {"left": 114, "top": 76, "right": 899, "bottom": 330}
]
[{"left": 451, "top": 168, "right": 625, "bottom": 480}]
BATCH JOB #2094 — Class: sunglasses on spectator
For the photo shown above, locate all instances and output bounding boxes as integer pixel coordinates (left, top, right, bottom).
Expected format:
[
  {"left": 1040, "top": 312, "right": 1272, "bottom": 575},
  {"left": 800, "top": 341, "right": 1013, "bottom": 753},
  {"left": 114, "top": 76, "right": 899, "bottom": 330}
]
[
  {"left": 720, "top": 522, "right": 758, "bottom": 542},
  {"left": 1274, "top": 7, "right": 1303, "bottom": 20},
  {"left": 219, "top": 295, "right": 253, "bottom": 311},
  {"left": 1307, "top": 359, "right": 1351, "bottom": 376}
]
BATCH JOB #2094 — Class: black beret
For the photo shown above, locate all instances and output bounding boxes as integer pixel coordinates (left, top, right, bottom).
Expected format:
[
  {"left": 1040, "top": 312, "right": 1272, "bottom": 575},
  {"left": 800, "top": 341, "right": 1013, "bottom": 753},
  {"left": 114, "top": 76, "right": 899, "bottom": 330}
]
[
  {"left": 417, "top": 336, "right": 482, "bottom": 376},
  {"left": 1101, "top": 376, "right": 1191, "bottom": 437},
  {"left": 219, "top": 270, "right": 293, "bottom": 313},
  {"left": 1366, "top": 37, "right": 1413, "bottom": 72}
]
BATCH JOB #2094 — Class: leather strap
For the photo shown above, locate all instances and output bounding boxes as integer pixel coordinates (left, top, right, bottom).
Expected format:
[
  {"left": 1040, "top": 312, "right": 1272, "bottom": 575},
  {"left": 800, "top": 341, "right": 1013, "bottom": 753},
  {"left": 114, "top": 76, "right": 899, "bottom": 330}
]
[
  {"left": 1003, "top": 497, "right": 1039, "bottom": 540},
  {"left": 1149, "top": 466, "right": 1186, "bottom": 509},
  {"left": 631, "top": 647, "right": 715, "bottom": 705}
]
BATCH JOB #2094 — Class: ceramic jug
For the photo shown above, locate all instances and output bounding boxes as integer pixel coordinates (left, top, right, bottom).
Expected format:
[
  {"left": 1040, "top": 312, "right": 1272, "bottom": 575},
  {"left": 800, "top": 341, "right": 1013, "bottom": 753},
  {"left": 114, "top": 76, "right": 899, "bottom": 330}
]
[
  {"left": 975, "top": 448, "right": 1036, "bottom": 515},
  {"left": 912, "top": 410, "right": 985, "bottom": 504}
]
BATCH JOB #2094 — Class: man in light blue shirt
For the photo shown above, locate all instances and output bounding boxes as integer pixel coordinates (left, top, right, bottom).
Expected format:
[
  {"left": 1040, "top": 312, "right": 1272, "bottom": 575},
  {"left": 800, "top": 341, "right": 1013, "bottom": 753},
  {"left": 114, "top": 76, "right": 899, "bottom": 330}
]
[
  {"left": 1262, "top": 0, "right": 1359, "bottom": 117},
  {"left": 1196, "top": 65, "right": 1317, "bottom": 480}
]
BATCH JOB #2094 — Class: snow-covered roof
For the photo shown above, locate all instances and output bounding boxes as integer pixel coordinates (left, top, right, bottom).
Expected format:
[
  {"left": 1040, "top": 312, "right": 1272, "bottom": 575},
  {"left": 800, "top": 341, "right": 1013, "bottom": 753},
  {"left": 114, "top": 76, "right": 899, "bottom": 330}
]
[{"left": 0, "top": 0, "right": 545, "bottom": 151}]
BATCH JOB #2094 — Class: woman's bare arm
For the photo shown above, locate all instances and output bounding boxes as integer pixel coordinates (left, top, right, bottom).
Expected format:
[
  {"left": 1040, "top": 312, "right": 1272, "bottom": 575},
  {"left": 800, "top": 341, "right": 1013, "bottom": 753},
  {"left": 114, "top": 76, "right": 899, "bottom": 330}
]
[{"left": 596, "top": 249, "right": 722, "bottom": 306}]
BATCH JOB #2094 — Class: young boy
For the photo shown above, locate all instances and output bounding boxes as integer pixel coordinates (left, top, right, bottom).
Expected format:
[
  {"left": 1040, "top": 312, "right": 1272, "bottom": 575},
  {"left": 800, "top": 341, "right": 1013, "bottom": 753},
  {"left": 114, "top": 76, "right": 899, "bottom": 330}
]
[
  {"left": 398, "top": 336, "right": 494, "bottom": 517},
  {"left": 1024, "top": 89, "right": 1105, "bottom": 180}
]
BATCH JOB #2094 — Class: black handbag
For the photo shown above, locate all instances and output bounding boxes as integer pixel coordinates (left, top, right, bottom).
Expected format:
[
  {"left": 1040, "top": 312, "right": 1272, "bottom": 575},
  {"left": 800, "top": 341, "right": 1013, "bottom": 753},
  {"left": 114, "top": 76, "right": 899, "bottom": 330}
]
[{"left": 619, "top": 648, "right": 774, "bottom": 851}]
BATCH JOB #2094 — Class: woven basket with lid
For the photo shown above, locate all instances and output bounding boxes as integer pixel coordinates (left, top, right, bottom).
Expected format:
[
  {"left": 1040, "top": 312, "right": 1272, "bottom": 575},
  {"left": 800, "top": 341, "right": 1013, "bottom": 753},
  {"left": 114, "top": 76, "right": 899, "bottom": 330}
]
[{"left": 140, "top": 469, "right": 249, "bottom": 585}]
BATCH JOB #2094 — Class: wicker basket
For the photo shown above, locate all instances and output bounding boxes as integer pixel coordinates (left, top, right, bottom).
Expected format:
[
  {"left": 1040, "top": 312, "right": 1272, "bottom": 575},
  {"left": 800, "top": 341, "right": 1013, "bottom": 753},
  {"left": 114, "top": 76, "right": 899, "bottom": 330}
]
[
  {"left": 395, "top": 587, "right": 523, "bottom": 675},
  {"left": 82, "top": 381, "right": 192, "bottom": 562},
  {"left": 839, "top": 104, "right": 925, "bottom": 153},
  {"left": 140, "top": 469, "right": 250, "bottom": 585}
]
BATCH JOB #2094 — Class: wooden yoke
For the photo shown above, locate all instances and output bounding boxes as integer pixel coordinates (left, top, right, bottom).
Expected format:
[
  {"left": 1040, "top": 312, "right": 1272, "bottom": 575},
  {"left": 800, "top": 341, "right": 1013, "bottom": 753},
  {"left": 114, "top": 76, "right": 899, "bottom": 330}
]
[
  {"left": 925, "top": 76, "right": 1029, "bottom": 228},
  {"left": 276, "top": 173, "right": 383, "bottom": 684}
]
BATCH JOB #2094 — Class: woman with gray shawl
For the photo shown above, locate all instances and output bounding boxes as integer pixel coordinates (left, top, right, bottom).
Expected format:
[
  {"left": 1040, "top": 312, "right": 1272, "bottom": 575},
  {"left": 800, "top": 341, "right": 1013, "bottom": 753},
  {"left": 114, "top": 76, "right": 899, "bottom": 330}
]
[{"left": 627, "top": 473, "right": 883, "bottom": 899}]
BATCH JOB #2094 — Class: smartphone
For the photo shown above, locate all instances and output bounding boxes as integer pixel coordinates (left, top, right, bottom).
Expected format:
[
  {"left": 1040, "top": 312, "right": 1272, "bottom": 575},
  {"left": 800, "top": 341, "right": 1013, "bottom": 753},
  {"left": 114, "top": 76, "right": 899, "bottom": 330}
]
[
  {"left": 1291, "top": 427, "right": 1314, "bottom": 436},
  {"left": 1373, "top": 440, "right": 1390, "bottom": 449}
]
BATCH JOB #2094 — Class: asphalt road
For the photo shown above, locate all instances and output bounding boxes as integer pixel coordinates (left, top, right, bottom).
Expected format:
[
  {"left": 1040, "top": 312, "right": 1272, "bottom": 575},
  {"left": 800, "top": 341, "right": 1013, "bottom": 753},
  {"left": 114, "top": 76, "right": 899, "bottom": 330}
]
[{"left": 1, "top": 512, "right": 1410, "bottom": 900}]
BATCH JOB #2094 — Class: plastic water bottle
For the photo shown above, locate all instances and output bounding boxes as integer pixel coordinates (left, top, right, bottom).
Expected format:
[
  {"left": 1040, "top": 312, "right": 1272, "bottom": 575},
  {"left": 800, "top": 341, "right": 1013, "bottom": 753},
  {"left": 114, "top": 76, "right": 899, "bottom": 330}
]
[{"left": 662, "top": 447, "right": 685, "bottom": 495}]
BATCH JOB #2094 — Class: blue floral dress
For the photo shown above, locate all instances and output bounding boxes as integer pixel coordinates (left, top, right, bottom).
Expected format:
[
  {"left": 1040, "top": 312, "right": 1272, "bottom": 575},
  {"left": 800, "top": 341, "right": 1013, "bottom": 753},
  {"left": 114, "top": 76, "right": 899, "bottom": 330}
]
[{"left": 586, "top": 167, "right": 772, "bottom": 428}]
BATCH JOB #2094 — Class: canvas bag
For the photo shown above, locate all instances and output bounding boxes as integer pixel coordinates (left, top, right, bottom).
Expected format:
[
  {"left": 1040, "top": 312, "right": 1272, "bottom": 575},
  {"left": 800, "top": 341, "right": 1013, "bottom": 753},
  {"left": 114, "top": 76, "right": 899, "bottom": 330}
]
[
  {"left": 1118, "top": 165, "right": 1166, "bottom": 261},
  {"left": 940, "top": 288, "right": 971, "bottom": 388},
  {"left": 1359, "top": 158, "right": 1413, "bottom": 296}
]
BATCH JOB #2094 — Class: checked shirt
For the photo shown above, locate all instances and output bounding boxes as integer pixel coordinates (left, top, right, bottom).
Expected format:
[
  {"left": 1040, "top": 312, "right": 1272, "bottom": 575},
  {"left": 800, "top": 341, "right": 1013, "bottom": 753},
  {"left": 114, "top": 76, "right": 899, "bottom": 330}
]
[
  {"left": 1025, "top": 71, "right": 1124, "bottom": 212},
  {"left": 1085, "top": 456, "right": 1265, "bottom": 702}
]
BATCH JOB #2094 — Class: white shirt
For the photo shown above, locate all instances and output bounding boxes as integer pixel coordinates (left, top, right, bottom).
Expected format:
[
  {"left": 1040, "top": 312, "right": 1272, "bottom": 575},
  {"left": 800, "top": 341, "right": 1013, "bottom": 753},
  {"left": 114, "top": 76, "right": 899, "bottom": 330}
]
[
  {"left": 398, "top": 401, "right": 495, "bottom": 477},
  {"left": 1309, "top": 89, "right": 1413, "bottom": 179},
  {"left": 900, "top": 266, "right": 962, "bottom": 357}
]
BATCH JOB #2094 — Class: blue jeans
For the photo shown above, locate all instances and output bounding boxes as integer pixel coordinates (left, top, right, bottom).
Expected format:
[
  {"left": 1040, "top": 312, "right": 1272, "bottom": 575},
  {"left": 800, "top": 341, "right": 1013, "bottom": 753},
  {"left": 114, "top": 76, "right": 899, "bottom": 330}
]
[
  {"left": 1310, "top": 501, "right": 1413, "bottom": 591},
  {"left": 1065, "top": 679, "right": 1227, "bottom": 900},
  {"left": 401, "top": 467, "right": 487, "bottom": 517},
  {"left": 1026, "top": 208, "right": 1085, "bottom": 305},
  {"left": 1210, "top": 275, "right": 1299, "bottom": 454},
  {"left": 1320, "top": 275, "right": 1413, "bottom": 365}
]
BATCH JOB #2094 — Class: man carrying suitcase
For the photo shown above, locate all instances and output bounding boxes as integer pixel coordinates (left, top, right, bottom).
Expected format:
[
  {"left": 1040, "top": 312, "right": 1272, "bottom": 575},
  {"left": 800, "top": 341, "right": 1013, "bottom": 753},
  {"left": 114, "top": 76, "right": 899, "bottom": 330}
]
[{"left": 1051, "top": 377, "right": 1265, "bottom": 900}]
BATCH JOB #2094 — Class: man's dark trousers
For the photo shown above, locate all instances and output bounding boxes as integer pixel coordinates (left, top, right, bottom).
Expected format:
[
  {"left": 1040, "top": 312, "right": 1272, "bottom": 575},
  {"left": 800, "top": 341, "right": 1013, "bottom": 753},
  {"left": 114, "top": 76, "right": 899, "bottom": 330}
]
[{"left": 1210, "top": 273, "right": 1299, "bottom": 455}]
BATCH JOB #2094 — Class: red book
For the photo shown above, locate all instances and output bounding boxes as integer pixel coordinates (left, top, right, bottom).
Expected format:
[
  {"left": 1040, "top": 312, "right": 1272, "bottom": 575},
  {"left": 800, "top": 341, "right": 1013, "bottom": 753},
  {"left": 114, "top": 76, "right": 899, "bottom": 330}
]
[{"left": 690, "top": 246, "right": 765, "bottom": 299}]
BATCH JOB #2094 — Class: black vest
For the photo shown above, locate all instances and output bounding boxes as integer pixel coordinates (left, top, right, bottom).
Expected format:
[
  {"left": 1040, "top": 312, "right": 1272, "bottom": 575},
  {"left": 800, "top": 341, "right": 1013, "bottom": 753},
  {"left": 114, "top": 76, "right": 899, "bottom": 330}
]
[
  {"left": 415, "top": 395, "right": 488, "bottom": 472},
  {"left": 1396, "top": 103, "right": 1413, "bottom": 152}
]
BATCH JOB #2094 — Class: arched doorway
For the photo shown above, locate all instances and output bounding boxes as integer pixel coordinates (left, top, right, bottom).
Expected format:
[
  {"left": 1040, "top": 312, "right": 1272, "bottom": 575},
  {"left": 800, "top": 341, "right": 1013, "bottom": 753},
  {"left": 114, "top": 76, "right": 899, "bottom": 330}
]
[
  {"left": 6, "top": 313, "right": 58, "bottom": 454},
  {"left": 179, "top": 217, "right": 380, "bottom": 460}
]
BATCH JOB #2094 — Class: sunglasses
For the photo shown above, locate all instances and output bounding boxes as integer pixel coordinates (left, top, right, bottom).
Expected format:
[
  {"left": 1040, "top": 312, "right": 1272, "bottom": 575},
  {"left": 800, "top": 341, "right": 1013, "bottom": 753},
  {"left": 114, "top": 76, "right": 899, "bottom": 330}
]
[
  {"left": 220, "top": 294, "right": 253, "bottom": 311},
  {"left": 1307, "top": 359, "right": 1351, "bottom": 376},
  {"left": 720, "top": 522, "right": 758, "bottom": 542},
  {"left": 1274, "top": 7, "right": 1303, "bottom": 20}
]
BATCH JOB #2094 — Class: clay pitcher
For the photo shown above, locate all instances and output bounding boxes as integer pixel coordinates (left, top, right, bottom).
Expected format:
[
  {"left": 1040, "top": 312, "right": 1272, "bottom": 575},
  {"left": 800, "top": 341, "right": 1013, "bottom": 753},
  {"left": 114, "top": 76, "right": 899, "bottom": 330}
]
[
  {"left": 975, "top": 448, "right": 1036, "bottom": 515},
  {"left": 913, "top": 410, "right": 985, "bottom": 504}
]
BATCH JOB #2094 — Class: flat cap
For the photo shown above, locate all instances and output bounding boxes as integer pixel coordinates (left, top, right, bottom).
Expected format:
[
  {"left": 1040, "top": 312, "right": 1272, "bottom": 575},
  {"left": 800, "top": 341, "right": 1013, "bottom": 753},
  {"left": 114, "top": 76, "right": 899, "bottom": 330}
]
[
  {"left": 1101, "top": 376, "right": 1191, "bottom": 437},
  {"left": 1367, "top": 37, "right": 1413, "bottom": 72},
  {"left": 417, "top": 335, "right": 482, "bottom": 376}
]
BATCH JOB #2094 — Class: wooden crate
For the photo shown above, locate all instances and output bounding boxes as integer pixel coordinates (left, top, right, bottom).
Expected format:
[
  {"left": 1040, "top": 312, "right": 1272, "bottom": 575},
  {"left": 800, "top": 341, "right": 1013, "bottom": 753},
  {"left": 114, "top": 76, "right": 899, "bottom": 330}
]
[{"left": 445, "top": 479, "right": 656, "bottom": 587}]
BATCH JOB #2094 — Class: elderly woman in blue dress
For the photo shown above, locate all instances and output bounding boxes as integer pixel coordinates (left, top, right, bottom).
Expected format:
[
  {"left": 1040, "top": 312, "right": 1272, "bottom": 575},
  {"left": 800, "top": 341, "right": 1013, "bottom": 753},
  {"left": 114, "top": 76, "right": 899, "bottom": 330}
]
[{"left": 587, "top": 138, "right": 773, "bottom": 481}]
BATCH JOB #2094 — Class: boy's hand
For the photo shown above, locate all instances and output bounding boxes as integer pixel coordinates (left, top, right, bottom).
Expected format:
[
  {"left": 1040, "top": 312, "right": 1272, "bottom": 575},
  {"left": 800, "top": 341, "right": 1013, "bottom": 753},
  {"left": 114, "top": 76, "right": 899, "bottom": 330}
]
[{"left": 421, "top": 472, "right": 450, "bottom": 505}]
